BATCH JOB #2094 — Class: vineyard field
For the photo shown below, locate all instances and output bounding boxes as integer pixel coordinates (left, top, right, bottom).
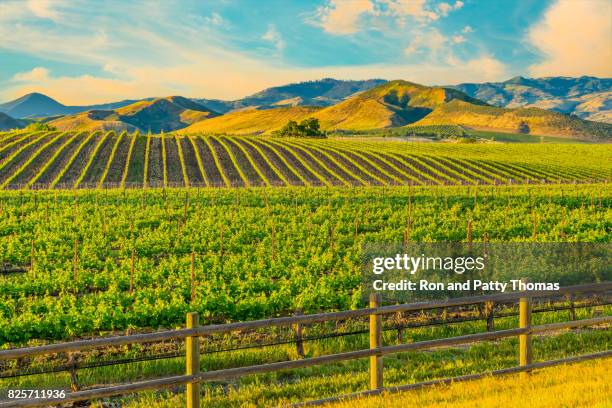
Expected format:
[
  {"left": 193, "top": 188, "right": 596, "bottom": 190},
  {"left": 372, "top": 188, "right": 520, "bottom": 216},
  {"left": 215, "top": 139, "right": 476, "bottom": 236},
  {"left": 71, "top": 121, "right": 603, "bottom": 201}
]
[
  {"left": 0, "top": 184, "right": 610, "bottom": 344},
  {"left": 0, "top": 131, "right": 610, "bottom": 190}
]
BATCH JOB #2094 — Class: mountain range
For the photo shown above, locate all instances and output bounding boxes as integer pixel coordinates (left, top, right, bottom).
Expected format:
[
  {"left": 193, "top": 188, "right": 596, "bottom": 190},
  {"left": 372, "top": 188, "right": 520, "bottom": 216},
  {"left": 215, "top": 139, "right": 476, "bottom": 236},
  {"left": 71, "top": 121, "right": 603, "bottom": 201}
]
[
  {"left": 452, "top": 76, "right": 612, "bottom": 123},
  {"left": 1, "top": 77, "right": 610, "bottom": 138}
]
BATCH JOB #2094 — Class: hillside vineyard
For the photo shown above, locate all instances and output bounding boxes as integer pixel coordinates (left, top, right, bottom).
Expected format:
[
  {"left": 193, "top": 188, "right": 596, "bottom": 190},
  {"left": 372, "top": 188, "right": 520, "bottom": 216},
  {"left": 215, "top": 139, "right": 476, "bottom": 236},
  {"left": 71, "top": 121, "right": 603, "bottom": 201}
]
[{"left": 0, "top": 131, "right": 609, "bottom": 190}]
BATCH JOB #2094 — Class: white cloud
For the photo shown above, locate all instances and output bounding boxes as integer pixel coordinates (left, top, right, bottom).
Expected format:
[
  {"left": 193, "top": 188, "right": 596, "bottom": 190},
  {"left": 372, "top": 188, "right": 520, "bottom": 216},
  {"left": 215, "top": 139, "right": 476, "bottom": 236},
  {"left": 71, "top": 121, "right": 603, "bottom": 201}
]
[
  {"left": 465, "top": 55, "right": 508, "bottom": 81},
  {"left": 203, "top": 12, "right": 224, "bottom": 26},
  {"left": 262, "top": 24, "right": 285, "bottom": 50},
  {"left": 314, "top": 0, "right": 374, "bottom": 35},
  {"left": 27, "top": 0, "right": 65, "bottom": 21},
  {"left": 311, "top": 0, "right": 463, "bottom": 35},
  {"left": 383, "top": 0, "right": 439, "bottom": 22},
  {"left": 405, "top": 28, "right": 447, "bottom": 55},
  {"left": 451, "top": 35, "right": 465, "bottom": 44},
  {"left": 437, "top": 0, "right": 463, "bottom": 16},
  {"left": 527, "top": 0, "right": 612, "bottom": 77},
  {"left": 462, "top": 25, "right": 473, "bottom": 33},
  {"left": 12, "top": 67, "right": 50, "bottom": 82}
]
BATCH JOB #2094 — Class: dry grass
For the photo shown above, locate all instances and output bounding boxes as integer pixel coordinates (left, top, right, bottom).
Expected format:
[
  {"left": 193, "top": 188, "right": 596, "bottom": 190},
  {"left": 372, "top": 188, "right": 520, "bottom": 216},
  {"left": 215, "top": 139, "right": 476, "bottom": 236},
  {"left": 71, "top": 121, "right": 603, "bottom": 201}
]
[{"left": 324, "top": 359, "right": 612, "bottom": 408}]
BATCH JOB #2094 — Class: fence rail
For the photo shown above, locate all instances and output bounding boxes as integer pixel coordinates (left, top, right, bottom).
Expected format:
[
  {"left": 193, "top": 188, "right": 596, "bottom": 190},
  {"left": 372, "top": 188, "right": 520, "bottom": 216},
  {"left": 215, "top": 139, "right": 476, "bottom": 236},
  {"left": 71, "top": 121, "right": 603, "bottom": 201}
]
[{"left": 0, "top": 281, "right": 610, "bottom": 408}]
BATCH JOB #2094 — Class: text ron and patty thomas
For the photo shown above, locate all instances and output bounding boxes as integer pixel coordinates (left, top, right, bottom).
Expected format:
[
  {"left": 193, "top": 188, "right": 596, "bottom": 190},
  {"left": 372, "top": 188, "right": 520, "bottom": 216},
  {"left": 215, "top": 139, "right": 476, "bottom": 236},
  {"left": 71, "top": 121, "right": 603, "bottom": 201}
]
[
  {"left": 372, "top": 279, "right": 561, "bottom": 293},
  {"left": 369, "top": 254, "right": 561, "bottom": 293}
]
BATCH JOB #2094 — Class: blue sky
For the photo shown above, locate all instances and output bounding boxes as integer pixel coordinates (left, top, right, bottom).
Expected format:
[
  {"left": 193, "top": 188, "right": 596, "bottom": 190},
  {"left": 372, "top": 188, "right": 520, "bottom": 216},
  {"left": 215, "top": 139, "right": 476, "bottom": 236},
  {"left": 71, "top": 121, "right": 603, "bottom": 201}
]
[{"left": 0, "top": 0, "right": 610, "bottom": 104}]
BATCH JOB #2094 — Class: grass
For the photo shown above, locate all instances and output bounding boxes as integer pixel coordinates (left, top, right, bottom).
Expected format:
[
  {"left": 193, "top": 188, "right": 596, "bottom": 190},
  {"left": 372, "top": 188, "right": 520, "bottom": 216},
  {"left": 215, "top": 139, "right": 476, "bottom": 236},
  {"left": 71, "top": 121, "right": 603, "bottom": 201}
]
[{"left": 324, "top": 359, "right": 611, "bottom": 408}]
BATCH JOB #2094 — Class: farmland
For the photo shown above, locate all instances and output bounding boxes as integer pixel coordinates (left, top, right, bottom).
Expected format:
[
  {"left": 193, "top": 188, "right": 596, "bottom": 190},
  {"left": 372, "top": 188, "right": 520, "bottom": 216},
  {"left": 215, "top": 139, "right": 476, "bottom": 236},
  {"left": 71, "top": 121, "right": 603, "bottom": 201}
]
[
  {"left": 0, "top": 131, "right": 610, "bottom": 190},
  {"left": 0, "top": 184, "right": 610, "bottom": 344},
  {"left": 0, "top": 131, "right": 610, "bottom": 407}
]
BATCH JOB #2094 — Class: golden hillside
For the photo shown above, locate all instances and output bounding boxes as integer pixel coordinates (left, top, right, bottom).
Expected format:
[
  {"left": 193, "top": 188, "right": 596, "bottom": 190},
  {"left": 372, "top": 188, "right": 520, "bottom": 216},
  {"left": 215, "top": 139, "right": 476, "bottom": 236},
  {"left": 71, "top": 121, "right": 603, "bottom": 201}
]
[
  {"left": 50, "top": 96, "right": 217, "bottom": 132},
  {"left": 49, "top": 110, "right": 139, "bottom": 132},
  {"left": 413, "top": 100, "right": 612, "bottom": 138},
  {"left": 311, "top": 80, "right": 485, "bottom": 130},
  {"left": 178, "top": 106, "right": 321, "bottom": 134}
]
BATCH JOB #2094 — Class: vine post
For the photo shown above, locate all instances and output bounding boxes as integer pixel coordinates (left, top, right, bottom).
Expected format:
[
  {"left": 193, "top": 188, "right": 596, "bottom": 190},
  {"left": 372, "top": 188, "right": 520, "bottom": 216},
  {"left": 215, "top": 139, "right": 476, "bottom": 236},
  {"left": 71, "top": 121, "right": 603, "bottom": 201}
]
[
  {"left": 186, "top": 312, "right": 200, "bottom": 408},
  {"left": 369, "top": 292, "right": 383, "bottom": 390},
  {"left": 519, "top": 278, "right": 532, "bottom": 378}
]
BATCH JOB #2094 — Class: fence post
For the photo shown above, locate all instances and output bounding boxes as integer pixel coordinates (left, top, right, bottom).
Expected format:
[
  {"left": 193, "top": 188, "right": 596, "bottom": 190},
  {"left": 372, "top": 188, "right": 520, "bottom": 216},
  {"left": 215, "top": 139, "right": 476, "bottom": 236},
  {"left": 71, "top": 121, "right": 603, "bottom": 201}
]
[
  {"left": 294, "top": 309, "right": 305, "bottom": 358},
  {"left": 186, "top": 312, "right": 200, "bottom": 408},
  {"left": 519, "top": 282, "right": 532, "bottom": 378},
  {"left": 369, "top": 292, "right": 383, "bottom": 390}
]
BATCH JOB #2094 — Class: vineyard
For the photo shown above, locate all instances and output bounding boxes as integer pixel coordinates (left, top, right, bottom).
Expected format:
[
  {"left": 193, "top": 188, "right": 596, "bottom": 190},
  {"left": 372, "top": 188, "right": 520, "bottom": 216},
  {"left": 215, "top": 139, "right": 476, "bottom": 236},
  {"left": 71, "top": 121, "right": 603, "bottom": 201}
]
[
  {"left": 0, "top": 184, "right": 610, "bottom": 344},
  {"left": 1, "top": 131, "right": 610, "bottom": 406},
  {"left": 0, "top": 131, "right": 610, "bottom": 190}
]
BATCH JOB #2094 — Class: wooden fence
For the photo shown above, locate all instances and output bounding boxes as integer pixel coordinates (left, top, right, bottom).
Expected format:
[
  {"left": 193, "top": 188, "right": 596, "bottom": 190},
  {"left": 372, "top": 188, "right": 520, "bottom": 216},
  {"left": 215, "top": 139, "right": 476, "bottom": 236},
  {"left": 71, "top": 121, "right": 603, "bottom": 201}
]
[{"left": 0, "top": 282, "right": 610, "bottom": 408}]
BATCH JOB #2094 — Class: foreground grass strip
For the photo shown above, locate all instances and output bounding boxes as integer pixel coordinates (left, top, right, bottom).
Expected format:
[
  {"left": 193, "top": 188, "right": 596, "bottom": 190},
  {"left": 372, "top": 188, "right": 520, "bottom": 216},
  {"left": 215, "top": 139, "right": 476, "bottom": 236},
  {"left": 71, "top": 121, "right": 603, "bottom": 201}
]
[{"left": 323, "top": 359, "right": 611, "bottom": 408}]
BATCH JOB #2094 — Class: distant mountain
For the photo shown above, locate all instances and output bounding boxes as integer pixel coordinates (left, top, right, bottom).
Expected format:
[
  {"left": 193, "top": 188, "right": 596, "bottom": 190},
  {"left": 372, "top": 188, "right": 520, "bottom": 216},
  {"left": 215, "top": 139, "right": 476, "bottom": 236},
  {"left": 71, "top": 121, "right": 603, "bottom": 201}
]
[
  {"left": 452, "top": 76, "right": 612, "bottom": 123},
  {"left": 0, "top": 92, "right": 73, "bottom": 118},
  {"left": 195, "top": 78, "right": 387, "bottom": 113},
  {"left": 182, "top": 80, "right": 612, "bottom": 139},
  {"left": 0, "top": 112, "right": 26, "bottom": 130},
  {"left": 0, "top": 92, "right": 147, "bottom": 119},
  {"left": 182, "top": 80, "right": 486, "bottom": 134},
  {"left": 50, "top": 96, "right": 218, "bottom": 132}
]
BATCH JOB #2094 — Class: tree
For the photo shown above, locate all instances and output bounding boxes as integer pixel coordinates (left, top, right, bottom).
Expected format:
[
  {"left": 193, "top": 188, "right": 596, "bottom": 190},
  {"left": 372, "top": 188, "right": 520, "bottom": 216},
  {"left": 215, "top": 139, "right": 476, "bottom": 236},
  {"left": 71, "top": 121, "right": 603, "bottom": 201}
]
[
  {"left": 273, "top": 118, "right": 326, "bottom": 138},
  {"left": 24, "top": 122, "right": 57, "bottom": 132}
]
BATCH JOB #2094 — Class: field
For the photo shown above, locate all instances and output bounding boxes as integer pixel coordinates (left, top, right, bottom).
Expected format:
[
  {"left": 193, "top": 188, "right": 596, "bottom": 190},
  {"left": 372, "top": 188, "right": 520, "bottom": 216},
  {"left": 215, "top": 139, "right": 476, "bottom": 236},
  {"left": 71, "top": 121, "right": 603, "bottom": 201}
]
[
  {"left": 0, "top": 132, "right": 610, "bottom": 407},
  {"left": 0, "top": 131, "right": 610, "bottom": 190}
]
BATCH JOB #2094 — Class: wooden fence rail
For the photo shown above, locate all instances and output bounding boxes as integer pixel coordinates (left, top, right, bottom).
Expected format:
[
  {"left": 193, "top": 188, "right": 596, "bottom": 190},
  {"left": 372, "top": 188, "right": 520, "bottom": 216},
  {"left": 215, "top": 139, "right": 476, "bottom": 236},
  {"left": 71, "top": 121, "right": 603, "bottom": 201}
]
[{"left": 0, "top": 282, "right": 610, "bottom": 408}]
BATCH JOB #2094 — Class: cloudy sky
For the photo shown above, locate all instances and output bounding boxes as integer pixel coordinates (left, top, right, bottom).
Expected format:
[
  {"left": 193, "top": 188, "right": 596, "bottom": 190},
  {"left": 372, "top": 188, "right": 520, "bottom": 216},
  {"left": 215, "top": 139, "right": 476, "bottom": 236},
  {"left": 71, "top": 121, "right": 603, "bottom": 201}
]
[{"left": 1, "top": 0, "right": 611, "bottom": 104}]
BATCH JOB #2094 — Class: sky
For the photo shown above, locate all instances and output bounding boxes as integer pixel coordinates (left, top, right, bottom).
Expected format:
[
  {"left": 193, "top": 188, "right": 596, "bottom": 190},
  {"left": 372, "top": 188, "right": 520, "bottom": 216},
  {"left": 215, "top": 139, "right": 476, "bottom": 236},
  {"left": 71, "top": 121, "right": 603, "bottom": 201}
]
[{"left": 0, "top": 0, "right": 611, "bottom": 104}]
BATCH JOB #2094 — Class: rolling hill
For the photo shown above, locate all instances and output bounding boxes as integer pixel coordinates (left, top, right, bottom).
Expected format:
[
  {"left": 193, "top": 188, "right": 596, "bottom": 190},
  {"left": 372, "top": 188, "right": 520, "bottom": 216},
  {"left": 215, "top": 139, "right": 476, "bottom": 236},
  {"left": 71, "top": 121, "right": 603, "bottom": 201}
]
[
  {"left": 412, "top": 99, "right": 612, "bottom": 138},
  {"left": 310, "top": 80, "right": 485, "bottom": 130},
  {"left": 181, "top": 80, "right": 611, "bottom": 138},
  {"left": 50, "top": 97, "right": 218, "bottom": 132},
  {"left": 453, "top": 76, "right": 612, "bottom": 124},
  {"left": 178, "top": 106, "right": 321, "bottom": 135},
  {"left": 0, "top": 112, "right": 25, "bottom": 130}
]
